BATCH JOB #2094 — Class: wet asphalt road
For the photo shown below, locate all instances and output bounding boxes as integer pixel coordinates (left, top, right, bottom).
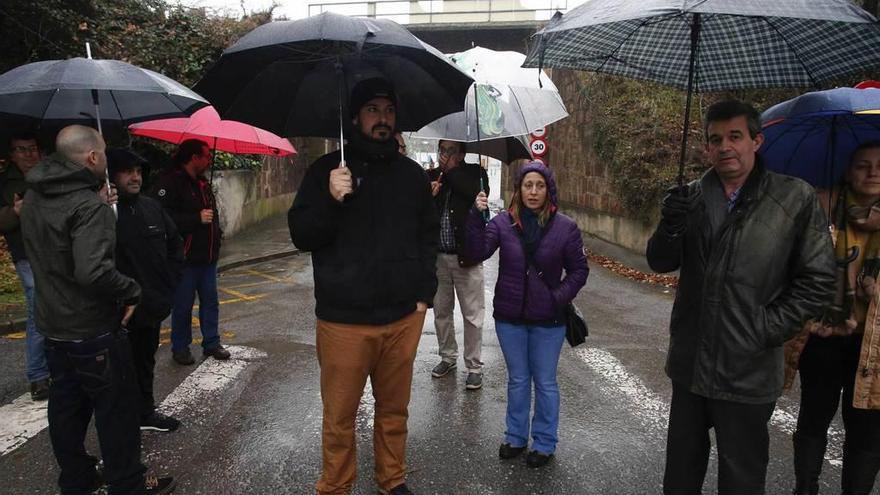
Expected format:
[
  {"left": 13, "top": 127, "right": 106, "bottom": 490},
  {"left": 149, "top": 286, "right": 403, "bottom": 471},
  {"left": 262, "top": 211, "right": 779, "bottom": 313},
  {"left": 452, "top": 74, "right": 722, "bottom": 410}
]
[{"left": 0, "top": 251, "right": 859, "bottom": 494}]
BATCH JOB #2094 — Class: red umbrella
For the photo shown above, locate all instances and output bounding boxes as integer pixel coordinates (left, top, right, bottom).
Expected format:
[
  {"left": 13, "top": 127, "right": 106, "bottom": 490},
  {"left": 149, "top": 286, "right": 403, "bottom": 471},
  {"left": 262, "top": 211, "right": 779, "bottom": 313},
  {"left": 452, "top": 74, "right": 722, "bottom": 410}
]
[{"left": 128, "top": 106, "right": 296, "bottom": 156}]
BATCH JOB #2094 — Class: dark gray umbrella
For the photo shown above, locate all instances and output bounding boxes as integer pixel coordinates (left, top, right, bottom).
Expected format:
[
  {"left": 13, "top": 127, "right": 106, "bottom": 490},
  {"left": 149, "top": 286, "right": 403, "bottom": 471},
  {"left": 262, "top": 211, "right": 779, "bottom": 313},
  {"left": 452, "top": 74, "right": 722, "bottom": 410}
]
[
  {"left": 0, "top": 57, "right": 208, "bottom": 127},
  {"left": 194, "top": 12, "right": 474, "bottom": 146},
  {"left": 406, "top": 134, "right": 531, "bottom": 164},
  {"left": 523, "top": 0, "right": 880, "bottom": 183}
]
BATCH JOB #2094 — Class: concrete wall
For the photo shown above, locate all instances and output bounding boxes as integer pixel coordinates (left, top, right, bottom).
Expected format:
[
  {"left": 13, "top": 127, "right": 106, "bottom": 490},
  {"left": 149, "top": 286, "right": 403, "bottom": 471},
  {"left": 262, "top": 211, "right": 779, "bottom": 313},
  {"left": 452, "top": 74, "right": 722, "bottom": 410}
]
[{"left": 213, "top": 137, "right": 325, "bottom": 237}]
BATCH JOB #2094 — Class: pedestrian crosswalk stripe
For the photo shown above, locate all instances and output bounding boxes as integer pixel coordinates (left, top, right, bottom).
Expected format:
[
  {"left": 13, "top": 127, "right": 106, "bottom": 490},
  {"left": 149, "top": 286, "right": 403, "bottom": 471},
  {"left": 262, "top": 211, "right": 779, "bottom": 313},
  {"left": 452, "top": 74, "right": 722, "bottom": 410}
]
[{"left": 0, "top": 394, "right": 48, "bottom": 456}]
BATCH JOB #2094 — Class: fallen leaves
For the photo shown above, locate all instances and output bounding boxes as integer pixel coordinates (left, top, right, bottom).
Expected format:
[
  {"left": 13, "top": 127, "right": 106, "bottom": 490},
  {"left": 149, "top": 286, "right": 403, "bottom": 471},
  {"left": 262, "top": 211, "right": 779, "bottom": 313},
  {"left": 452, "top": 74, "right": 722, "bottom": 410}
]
[{"left": 587, "top": 250, "right": 678, "bottom": 288}]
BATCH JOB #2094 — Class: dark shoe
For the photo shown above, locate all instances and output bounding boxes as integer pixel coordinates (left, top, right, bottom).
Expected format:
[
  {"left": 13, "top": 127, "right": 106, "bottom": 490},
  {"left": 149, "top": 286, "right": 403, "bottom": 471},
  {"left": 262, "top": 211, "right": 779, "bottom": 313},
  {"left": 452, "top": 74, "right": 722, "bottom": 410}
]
[
  {"left": 431, "top": 360, "right": 456, "bottom": 378},
  {"left": 29, "top": 378, "right": 49, "bottom": 401},
  {"left": 144, "top": 475, "right": 176, "bottom": 494},
  {"left": 526, "top": 450, "right": 553, "bottom": 468},
  {"left": 379, "top": 483, "right": 414, "bottom": 495},
  {"left": 203, "top": 345, "right": 231, "bottom": 361},
  {"left": 499, "top": 443, "right": 527, "bottom": 459},
  {"left": 141, "top": 411, "right": 181, "bottom": 432},
  {"left": 171, "top": 349, "right": 195, "bottom": 365},
  {"left": 792, "top": 432, "right": 826, "bottom": 495},
  {"left": 465, "top": 372, "right": 482, "bottom": 390}
]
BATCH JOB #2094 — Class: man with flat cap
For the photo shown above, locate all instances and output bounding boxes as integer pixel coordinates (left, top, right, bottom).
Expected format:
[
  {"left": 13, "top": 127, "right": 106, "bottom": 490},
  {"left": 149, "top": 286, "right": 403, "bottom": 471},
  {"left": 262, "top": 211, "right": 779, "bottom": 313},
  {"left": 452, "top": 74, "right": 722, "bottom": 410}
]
[
  {"left": 289, "top": 77, "right": 439, "bottom": 495},
  {"left": 108, "top": 148, "right": 184, "bottom": 433}
]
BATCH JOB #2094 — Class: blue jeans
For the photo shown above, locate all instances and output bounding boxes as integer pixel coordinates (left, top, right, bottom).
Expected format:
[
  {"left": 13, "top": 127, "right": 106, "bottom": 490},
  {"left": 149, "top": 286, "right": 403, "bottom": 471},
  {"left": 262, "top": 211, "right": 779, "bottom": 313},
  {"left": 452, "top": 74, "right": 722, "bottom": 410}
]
[
  {"left": 171, "top": 263, "right": 220, "bottom": 352},
  {"left": 495, "top": 320, "right": 566, "bottom": 455},
  {"left": 46, "top": 332, "right": 145, "bottom": 494},
  {"left": 15, "top": 259, "right": 49, "bottom": 383}
]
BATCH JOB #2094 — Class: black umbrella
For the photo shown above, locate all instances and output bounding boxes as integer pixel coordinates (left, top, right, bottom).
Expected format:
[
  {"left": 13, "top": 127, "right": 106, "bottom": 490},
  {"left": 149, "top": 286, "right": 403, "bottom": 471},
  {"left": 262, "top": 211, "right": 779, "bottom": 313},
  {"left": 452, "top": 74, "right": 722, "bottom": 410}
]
[
  {"left": 0, "top": 57, "right": 208, "bottom": 129},
  {"left": 523, "top": 0, "right": 880, "bottom": 184},
  {"left": 407, "top": 134, "right": 531, "bottom": 164},
  {"left": 194, "top": 11, "right": 474, "bottom": 163}
]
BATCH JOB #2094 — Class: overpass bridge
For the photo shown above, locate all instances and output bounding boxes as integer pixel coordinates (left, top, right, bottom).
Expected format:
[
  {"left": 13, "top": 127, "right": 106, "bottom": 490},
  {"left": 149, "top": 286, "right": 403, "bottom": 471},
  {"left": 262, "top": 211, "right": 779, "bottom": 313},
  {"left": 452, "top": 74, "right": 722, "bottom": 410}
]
[{"left": 306, "top": 0, "right": 571, "bottom": 53}]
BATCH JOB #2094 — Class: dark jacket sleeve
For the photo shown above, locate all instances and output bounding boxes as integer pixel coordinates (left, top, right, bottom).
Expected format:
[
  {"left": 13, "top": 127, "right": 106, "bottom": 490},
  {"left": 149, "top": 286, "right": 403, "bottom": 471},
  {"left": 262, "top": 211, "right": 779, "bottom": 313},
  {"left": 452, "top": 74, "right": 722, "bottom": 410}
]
[
  {"left": 288, "top": 158, "right": 345, "bottom": 252},
  {"left": 71, "top": 201, "right": 141, "bottom": 304},
  {"left": 153, "top": 174, "right": 200, "bottom": 234},
  {"left": 464, "top": 209, "right": 501, "bottom": 263},
  {"left": 0, "top": 205, "right": 19, "bottom": 233},
  {"left": 163, "top": 209, "right": 185, "bottom": 289},
  {"left": 416, "top": 176, "right": 439, "bottom": 305},
  {"left": 646, "top": 222, "right": 685, "bottom": 273},
  {"left": 445, "top": 164, "right": 485, "bottom": 203},
  {"left": 553, "top": 221, "right": 589, "bottom": 307},
  {"left": 760, "top": 192, "right": 835, "bottom": 346}
]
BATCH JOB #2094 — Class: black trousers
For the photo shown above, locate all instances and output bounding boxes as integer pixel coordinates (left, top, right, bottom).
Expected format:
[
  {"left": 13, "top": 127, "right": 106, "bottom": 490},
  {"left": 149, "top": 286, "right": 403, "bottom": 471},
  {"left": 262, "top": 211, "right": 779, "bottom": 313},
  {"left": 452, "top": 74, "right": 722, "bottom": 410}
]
[
  {"left": 664, "top": 382, "right": 776, "bottom": 495},
  {"left": 46, "top": 332, "right": 145, "bottom": 495},
  {"left": 796, "top": 334, "right": 880, "bottom": 490},
  {"left": 127, "top": 321, "right": 161, "bottom": 418}
]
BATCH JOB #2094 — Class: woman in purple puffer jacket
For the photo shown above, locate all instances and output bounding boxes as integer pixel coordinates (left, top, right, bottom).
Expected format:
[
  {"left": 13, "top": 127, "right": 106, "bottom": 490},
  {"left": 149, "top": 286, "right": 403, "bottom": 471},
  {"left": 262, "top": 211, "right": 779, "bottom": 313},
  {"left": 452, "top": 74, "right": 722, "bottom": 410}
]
[{"left": 466, "top": 161, "right": 588, "bottom": 468}]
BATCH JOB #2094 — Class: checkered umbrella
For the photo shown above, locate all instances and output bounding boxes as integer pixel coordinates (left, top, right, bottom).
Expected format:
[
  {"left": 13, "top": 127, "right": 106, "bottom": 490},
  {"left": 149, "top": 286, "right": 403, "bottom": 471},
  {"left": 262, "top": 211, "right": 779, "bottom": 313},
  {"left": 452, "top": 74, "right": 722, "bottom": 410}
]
[{"left": 523, "top": 0, "right": 880, "bottom": 183}]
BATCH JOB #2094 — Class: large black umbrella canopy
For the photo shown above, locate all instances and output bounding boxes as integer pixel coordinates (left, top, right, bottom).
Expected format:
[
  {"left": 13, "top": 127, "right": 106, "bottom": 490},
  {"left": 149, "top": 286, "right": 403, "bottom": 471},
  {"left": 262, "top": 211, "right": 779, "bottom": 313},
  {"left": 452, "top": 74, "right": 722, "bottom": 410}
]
[
  {"left": 523, "top": 0, "right": 880, "bottom": 183},
  {"left": 194, "top": 12, "right": 474, "bottom": 139},
  {"left": 0, "top": 57, "right": 208, "bottom": 127}
]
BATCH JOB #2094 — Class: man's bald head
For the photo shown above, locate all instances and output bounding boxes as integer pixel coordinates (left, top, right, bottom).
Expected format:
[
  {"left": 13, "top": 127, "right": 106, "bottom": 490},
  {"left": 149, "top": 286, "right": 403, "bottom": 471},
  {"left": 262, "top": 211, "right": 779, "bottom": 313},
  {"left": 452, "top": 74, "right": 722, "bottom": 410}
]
[{"left": 55, "top": 125, "right": 107, "bottom": 179}]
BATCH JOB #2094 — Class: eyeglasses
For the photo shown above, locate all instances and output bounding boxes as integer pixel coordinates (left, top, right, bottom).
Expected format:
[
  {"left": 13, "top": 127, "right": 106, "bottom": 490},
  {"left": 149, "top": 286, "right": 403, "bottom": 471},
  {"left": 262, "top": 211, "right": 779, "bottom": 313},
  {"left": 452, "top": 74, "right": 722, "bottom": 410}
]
[{"left": 11, "top": 145, "right": 39, "bottom": 154}]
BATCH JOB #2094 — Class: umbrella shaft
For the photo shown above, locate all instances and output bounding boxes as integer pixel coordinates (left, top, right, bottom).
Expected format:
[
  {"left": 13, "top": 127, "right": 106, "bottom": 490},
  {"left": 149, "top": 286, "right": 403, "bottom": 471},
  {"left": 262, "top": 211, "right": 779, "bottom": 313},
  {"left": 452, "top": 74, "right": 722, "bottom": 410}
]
[{"left": 678, "top": 13, "right": 701, "bottom": 186}]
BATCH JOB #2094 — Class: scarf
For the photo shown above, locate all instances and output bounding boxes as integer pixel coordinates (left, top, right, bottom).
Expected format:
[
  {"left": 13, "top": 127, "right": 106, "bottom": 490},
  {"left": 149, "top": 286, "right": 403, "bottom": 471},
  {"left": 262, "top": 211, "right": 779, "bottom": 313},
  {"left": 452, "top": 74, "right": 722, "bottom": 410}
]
[
  {"left": 520, "top": 207, "right": 543, "bottom": 256},
  {"left": 825, "top": 189, "right": 880, "bottom": 330}
]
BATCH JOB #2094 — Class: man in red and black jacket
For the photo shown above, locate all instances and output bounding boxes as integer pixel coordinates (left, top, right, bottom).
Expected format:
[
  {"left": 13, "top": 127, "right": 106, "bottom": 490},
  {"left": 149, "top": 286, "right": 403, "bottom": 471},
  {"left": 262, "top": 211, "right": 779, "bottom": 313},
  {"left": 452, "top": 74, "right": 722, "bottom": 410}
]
[{"left": 151, "top": 139, "right": 230, "bottom": 365}]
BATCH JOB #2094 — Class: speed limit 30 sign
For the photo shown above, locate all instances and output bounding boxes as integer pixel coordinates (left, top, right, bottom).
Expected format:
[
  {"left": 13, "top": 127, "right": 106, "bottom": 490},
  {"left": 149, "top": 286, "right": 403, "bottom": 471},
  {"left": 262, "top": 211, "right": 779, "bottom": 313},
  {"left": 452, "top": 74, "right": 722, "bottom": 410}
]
[{"left": 530, "top": 138, "right": 548, "bottom": 157}]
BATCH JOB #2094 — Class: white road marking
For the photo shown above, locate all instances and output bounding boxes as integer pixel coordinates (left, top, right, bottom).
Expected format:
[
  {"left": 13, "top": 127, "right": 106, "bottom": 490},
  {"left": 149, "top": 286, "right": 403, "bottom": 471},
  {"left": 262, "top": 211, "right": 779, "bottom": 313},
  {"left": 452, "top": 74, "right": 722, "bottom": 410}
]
[
  {"left": 575, "top": 347, "right": 845, "bottom": 466},
  {"left": 158, "top": 345, "right": 267, "bottom": 417},
  {"left": 0, "top": 345, "right": 266, "bottom": 457},
  {"left": 0, "top": 395, "right": 48, "bottom": 456}
]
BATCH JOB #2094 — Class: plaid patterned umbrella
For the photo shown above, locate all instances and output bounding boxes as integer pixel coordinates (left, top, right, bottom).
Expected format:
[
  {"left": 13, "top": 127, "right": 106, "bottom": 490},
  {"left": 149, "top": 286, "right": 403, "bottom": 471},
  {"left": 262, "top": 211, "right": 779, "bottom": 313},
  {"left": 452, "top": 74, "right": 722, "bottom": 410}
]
[{"left": 523, "top": 0, "right": 880, "bottom": 182}]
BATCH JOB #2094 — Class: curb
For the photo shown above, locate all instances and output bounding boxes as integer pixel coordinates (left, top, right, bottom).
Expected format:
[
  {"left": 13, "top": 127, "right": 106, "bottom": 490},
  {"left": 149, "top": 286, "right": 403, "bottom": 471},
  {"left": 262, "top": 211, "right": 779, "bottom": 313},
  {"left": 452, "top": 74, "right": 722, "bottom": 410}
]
[{"left": 0, "top": 249, "right": 302, "bottom": 337}]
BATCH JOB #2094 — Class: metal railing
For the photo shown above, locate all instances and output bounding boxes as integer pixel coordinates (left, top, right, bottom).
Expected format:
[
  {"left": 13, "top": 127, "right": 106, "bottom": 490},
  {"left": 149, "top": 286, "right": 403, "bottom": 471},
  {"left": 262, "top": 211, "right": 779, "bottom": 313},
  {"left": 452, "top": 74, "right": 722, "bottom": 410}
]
[{"left": 307, "top": 0, "right": 569, "bottom": 24}]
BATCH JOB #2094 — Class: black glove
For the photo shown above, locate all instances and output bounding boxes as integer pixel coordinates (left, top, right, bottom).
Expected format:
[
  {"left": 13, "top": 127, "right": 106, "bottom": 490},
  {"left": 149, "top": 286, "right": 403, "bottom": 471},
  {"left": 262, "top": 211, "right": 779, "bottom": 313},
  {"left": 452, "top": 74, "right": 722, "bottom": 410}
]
[{"left": 660, "top": 185, "right": 700, "bottom": 236}]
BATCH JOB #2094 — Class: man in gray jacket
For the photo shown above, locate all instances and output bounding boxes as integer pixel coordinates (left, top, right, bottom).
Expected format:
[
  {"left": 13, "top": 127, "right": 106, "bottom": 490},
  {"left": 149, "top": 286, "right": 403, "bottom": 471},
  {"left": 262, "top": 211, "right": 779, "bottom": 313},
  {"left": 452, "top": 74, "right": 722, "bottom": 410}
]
[
  {"left": 21, "top": 125, "right": 174, "bottom": 495},
  {"left": 646, "top": 100, "right": 835, "bottom": 494}
]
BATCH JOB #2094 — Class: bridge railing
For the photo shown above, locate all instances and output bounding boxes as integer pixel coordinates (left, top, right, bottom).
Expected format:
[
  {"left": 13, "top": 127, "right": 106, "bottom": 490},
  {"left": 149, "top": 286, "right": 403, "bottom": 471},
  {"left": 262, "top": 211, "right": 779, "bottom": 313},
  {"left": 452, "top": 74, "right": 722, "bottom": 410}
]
[{"left": 307, "top": 0, "right": 569, "bottom": 24}]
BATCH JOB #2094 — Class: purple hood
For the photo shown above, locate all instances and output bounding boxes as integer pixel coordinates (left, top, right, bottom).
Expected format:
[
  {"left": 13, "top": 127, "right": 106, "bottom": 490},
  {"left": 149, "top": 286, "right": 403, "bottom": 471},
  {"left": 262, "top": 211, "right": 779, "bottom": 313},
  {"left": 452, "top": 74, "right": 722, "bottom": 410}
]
[{"left": 516, "top": 161, "right": 558, "bottom": 207}]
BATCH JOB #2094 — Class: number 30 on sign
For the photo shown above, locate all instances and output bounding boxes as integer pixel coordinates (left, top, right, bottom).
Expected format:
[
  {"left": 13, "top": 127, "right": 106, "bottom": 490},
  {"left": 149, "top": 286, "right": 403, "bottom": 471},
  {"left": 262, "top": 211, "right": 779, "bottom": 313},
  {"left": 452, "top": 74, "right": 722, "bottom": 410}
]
[{"left": 530, "top": 138, "right": 548, "bottom": 157}]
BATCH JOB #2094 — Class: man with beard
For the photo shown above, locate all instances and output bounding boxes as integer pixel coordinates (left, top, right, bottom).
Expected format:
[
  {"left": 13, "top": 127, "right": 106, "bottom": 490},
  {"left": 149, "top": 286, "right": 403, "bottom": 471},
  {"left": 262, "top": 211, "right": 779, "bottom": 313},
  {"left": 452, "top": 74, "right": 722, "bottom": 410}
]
[
  {"left": 289, "top": 78, "right": 439, "bottom": 495},
  {"left": 109, "top": 148, "right": 184, "bottom": 432},
  {"left": 152, "top": 139, "right": 229, "bottom": 365},
  {"left": 0, "top": 131, "right": 50, "bottom": 400},
  {"left": 21, "top": 125, "right": 175, "bottom": 494}
]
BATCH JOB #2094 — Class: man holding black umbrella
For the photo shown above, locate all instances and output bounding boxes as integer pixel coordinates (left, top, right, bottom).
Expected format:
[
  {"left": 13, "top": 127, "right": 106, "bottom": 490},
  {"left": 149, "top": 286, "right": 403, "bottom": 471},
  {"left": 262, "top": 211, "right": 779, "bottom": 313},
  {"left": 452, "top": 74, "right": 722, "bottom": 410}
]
[
  {"left": 289, "top": 77, "right": 438, "bottom": 495},
  {"left": 646, "top": 100, "right": 834, "bottom": 494},
  {"left": 21, "top": 125, "right": 175, "bottom": 494}
]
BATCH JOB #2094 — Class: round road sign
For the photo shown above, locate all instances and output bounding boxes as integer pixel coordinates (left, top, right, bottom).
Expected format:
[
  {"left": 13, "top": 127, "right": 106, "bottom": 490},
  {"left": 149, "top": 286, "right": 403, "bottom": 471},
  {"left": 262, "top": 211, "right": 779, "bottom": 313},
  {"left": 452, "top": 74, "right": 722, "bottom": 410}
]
[{"left": 530, "top": 138, "right": 548, "bottom": 157}]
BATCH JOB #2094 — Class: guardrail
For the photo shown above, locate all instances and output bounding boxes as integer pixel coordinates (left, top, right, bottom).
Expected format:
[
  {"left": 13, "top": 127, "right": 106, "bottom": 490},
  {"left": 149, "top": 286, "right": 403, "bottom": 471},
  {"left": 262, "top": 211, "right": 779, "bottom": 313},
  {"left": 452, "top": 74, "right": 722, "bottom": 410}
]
[{"left": 307, "top": 0, "right": 569, "bottom": 24}]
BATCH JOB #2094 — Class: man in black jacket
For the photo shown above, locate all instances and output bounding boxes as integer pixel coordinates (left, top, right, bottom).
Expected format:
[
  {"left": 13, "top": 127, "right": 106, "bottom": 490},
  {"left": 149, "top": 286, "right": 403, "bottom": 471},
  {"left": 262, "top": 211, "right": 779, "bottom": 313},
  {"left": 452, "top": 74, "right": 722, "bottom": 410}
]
[
  {"left": 426, "top": 140, "right": 489, "bottom": 390},
  {"left": 152, "top": 139, "right": 229, "bottom": 365},
  {"left": 21, "top": 125, "right": 175, "bottom": 495},
  {"left": 0, "top": 131, "right": 50, "bottom": 400},
  {"left": 289, "top": 78, "right": 438, "bottom": 495},
  {"left": 109, "top": 149, "right": 184, "bottom": 432},
  {"left": 646, "top": 100, "right": 835, "bottom": 494}
]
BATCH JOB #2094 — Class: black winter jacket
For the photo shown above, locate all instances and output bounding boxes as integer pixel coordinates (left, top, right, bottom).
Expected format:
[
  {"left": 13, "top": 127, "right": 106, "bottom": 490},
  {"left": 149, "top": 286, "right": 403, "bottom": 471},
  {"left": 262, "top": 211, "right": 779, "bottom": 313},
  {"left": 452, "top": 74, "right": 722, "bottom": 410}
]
[
  {"left": 0, "top": 164, "right": 29, "bottom": 262},
  {"left": 116, "top": 193, "right": 184, "bottom": 327},
  {"left": 151, "top": 167, "right": 221, "bottom": 264},
  {"left": 647, "top": 164, "right": 835, "bottom": 403},
  {"left": 21, "top": 154, "right": 141, "bottom": 341},
  {"left": 428, "top": 161, "right": 489, "bottom": 267},
  {"left": 288, "top": 133, "right": 439, "bottom": 325}
]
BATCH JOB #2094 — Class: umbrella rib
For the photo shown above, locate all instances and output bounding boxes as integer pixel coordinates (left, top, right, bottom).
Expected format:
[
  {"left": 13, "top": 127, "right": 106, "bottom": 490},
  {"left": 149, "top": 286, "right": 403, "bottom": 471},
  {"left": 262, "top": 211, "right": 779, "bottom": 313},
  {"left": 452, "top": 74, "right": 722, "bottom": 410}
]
[
  {"left": 596, "top": 16, "right": 657, "bottom": 74},
  {"left": 760, "top": 17, "right": 820, "bottom": 89}
]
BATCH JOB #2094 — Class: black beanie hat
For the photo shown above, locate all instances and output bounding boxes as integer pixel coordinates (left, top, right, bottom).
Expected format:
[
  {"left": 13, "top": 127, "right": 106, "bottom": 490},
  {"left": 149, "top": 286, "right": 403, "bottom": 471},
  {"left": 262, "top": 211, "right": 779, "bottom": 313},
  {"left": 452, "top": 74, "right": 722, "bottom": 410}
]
[
  {"left": 350, "top": 77, "right": 397, "bottom": 117},
  {"left": 107, "top": 148, "right": 148, "bottom": 178}
]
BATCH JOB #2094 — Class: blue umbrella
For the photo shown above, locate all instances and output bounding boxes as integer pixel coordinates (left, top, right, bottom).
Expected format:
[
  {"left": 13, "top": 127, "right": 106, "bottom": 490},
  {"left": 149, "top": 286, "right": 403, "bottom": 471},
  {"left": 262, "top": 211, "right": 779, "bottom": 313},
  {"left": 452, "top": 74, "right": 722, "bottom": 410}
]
[{"left": 760, "top": 88, "right": 880, "bottom": 188}]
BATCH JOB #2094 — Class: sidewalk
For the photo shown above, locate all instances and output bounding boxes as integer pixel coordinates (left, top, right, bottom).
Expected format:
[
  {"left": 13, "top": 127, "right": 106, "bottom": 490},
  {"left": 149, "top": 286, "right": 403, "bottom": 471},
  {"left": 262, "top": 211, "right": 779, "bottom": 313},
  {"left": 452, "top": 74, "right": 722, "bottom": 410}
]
[{"left": 0, "top": 213, "right": 299, "bottom": 335}]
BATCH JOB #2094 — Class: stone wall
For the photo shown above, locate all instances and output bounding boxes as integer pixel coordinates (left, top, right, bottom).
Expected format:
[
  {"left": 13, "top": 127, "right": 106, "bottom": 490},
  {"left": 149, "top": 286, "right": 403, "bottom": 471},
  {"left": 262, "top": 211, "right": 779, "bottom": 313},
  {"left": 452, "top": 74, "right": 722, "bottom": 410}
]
[
  {"left": 214, "top": 137, "right": 331, "bottom": 237},
  {"left": 499, "top": 69, "right": 655, "bottom": 253}
]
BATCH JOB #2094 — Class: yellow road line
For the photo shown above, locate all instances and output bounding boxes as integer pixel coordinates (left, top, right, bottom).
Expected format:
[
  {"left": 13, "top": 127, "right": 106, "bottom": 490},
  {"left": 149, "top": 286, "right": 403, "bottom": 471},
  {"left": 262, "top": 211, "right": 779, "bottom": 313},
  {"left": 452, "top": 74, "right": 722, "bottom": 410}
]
[
  {"left": 218, "top": 287, "right": 259, "bottom": 302},
  {"left": 242, "top": 269, "right": 286, "bottom": 283}
]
